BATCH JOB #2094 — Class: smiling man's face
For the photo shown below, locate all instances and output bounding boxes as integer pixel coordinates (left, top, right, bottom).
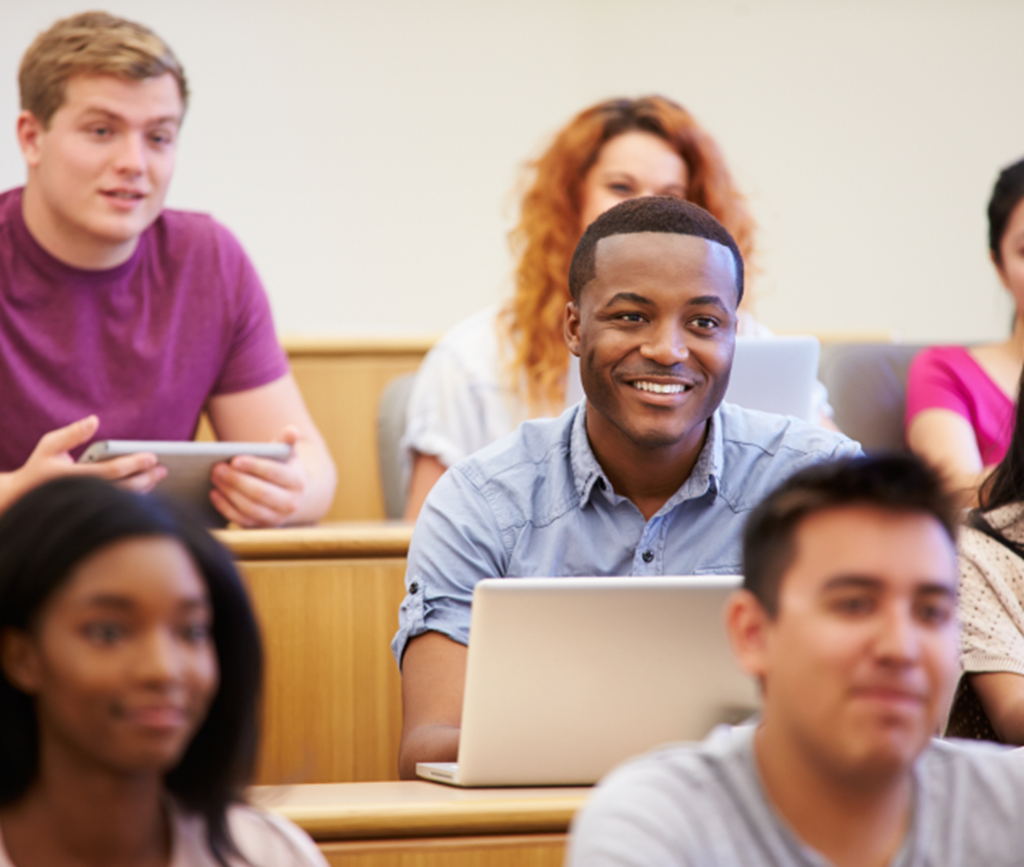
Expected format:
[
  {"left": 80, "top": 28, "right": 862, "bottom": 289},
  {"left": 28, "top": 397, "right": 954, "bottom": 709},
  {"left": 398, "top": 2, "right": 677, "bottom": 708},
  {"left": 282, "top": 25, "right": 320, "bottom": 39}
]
[{"left": 565, "top": 231, "right": 738, "bottom": 461}]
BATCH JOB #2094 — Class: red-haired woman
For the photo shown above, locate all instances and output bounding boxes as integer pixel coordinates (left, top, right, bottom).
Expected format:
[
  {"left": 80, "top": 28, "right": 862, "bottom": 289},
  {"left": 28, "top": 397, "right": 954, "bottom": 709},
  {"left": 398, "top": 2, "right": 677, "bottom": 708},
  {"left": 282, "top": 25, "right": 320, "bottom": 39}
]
[{"left": 401, "top": 95, "right": 823, "bottom": 519}]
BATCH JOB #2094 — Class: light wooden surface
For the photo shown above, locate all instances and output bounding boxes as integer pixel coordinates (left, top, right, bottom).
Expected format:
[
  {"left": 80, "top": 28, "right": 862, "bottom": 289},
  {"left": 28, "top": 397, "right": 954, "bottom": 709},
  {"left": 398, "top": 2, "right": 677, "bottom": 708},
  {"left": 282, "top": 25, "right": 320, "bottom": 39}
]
[
  {"left": 253, "top": 781, "right": 590, "bottom": 840},
  {"left": 255, "top": 781, "right": 588, "bottom": 866},
  {"left": 317, "top": 834, "right": 567, "bottom": 867},
  {"left": 284, "top": 335, "right": 436, "bottom": 522},
  {"left": 216, "top": 521, "right": 413, "bottom": 560},
  {"left": 240, "top": 556, "right": 408, "bottom": 784}
]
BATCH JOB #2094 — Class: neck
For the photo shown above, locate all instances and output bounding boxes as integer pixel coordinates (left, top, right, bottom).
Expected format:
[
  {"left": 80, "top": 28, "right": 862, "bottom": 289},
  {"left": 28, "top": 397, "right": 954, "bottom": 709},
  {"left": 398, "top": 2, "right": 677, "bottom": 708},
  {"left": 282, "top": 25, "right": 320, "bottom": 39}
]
[
  {"left": 753, "top": 722, "right": 913, "bottom": 867},
  {"left": 21, "top": 182, "right": 138, "bottom": 270},
  {"left": 0, "top": 739, "right": 168, "bottom": 867},
  {"left": 585, "top": 404, "right": 709, "bottom": 520}
]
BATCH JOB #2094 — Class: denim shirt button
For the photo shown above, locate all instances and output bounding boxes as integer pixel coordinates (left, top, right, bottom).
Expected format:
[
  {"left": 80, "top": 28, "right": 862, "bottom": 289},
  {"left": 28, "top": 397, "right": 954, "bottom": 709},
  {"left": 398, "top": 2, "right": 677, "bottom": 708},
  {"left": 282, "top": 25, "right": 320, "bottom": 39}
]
[
  {"left": 409, "top": 581, "right": 420, "bottom": 594},
  {"left": 642, "top": 550, "right": 654, "bottom": 564}
]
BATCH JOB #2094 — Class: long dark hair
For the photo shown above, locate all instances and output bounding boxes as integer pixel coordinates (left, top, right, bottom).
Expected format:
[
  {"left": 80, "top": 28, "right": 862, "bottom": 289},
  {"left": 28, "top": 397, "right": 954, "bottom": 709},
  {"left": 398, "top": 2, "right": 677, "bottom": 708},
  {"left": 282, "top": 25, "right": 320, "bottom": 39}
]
[
  {"left": 972, "top": 369, "right": 1024, "bottom": 551},
  {"left": 0, "top": 477, "right": 262, "bottom": 865}
]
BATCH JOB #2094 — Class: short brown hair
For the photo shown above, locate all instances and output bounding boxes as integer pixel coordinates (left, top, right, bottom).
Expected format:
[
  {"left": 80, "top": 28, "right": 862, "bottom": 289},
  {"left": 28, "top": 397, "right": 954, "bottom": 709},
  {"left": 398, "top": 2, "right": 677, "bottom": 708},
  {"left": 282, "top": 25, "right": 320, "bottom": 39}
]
[{"left": 19, "top": 11, "right": 188, "bottom": 127}]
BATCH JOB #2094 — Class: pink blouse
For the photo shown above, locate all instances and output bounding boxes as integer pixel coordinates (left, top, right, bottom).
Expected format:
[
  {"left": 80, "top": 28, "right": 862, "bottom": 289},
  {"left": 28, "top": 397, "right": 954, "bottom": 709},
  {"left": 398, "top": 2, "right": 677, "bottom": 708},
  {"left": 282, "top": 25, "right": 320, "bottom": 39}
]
[{"left": 905, "top": 345, "right": 1016, "bottom": 466}]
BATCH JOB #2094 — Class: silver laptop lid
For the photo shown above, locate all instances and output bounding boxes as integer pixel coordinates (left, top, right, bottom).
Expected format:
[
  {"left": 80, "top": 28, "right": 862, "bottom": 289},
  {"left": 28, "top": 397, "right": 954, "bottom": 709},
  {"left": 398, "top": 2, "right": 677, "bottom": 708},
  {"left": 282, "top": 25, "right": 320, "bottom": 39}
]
[
  {"left": 455, "top": 576, "right": 760, "bottom": 786},
  {"left": 723, "top": 335, "right": 820, "bottom": 422}
]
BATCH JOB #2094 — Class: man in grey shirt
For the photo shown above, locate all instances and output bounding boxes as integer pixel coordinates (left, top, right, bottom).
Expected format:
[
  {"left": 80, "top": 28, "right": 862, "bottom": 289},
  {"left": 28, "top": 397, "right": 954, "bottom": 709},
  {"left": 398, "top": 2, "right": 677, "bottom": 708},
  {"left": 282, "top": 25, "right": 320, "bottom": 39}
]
[
  {"left": 568, "top": 454, "right": 1024, "bottom": 866},
  {"left": 395, "top": 197, "right": 859, "bottom": 779}
]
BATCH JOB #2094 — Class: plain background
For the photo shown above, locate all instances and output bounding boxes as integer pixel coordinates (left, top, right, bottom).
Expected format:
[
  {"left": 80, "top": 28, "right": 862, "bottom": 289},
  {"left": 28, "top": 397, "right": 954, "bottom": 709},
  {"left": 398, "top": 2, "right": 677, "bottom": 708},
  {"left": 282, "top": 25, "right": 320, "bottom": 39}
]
[{"left": 2, "top": 0, "right": 1023, "bottom": 343}]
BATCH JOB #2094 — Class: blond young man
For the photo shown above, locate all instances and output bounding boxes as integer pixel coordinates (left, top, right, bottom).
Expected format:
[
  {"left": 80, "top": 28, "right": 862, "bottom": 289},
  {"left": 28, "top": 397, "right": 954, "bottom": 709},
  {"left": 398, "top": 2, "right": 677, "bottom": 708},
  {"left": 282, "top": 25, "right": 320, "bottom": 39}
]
[
  {"left": 568, "top": 454, "right": 1024, "bottom": 867},
  {"left": 0, "top": 11, "right": 336, "bottom": 525}
]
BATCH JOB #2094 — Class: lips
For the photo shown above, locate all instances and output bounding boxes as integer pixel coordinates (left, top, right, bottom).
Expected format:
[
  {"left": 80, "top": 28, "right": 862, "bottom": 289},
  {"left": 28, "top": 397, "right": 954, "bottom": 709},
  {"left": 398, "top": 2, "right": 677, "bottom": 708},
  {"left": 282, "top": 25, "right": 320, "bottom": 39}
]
[{"left": 119, "top": 703, "right": 188, "bottom": 731}]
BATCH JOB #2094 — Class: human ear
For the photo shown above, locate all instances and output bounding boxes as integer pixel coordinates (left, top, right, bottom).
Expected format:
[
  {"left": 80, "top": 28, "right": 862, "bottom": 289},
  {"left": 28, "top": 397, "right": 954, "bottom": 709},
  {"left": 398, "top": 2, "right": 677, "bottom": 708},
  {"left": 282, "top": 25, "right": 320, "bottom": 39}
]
[
  {"left": 564, "top": 300, "right": 582, "bottom": 358},
  {"left": 725, "top": 589, "right": 771, "bottom": 681},
  {"left": 16, "top": 111, "right": 45, "bottom": 169},
  {"left": 0, "top": 628, "right": 42, "bottom": 694},
  {"left": 990, "top": 248, "right": 1012, "bottom": 292}
]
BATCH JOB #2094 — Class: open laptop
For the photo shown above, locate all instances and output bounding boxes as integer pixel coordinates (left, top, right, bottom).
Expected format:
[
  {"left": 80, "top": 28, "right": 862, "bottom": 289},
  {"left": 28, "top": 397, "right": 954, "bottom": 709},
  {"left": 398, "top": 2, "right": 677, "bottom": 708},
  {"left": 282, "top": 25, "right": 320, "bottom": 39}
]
[
  {"left": 416, "top": 575, "right": 759, "bottom": 787},
  {"left": 724, "top": 335, "right": 821, "bottom": 422}
]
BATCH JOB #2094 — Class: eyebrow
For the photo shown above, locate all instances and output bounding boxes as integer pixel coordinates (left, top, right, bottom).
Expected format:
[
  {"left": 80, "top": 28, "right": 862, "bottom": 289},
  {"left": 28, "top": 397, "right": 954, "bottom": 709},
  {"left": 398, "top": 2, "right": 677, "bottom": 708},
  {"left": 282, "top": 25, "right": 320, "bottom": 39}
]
[
  {"left": 78, "top": 107, "right": 182, "bottom": 126},
  {"left": 81, "top": 594, "right": 211, "bottom": 611},
  {"left": 821, "top": 575, "right": 956, "bottom": 597},
  {"left": 603, "top": 292, "right": 653, "bottom": 308}
]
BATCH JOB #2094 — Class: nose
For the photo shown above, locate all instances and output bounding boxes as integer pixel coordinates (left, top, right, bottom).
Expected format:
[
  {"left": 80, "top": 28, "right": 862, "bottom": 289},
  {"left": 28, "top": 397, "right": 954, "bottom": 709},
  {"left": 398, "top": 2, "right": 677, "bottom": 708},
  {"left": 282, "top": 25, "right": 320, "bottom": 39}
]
[
  {"left": 875, "top": 603, "right": 921, "bottom": 666},
  {"left": 133, "top": 627, "right": 182, "bottom": 684},
  {"left": 113, "top": 131, "right": 146, "bottom": 177},
  {"left": 639, "top": 320, "right": 688, "bottom": 367}
]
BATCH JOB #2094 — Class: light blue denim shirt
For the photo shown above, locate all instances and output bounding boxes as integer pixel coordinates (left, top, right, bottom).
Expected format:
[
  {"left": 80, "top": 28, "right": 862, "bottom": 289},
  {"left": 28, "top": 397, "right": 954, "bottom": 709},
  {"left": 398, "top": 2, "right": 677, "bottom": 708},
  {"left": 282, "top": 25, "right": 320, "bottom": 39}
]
[{"left": 392, "top": 401, "right": 861, "bottom": 665}]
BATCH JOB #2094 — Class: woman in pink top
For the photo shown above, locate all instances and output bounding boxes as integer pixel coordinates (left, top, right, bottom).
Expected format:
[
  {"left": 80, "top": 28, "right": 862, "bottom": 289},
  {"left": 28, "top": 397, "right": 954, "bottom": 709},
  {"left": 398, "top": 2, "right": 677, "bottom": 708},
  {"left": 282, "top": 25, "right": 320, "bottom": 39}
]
[
  {"left": 0, "top": 477, "right": 326, "bottom": 866},
  {"left": 906, "top": 158, "right": 1024, "bottom": 503}
]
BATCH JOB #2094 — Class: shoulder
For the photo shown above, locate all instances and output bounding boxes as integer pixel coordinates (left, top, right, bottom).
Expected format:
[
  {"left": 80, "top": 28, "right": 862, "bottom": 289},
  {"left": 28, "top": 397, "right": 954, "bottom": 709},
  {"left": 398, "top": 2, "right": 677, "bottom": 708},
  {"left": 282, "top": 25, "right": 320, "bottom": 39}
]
[
  {"left": 172, "top": 802, "right": 327, "bottom": 866},
  {"left": 919, "top": 738, "right": 1024, "bottom": 806},
  {"left": 420, "top": 306, "right": 503, "bottom": 373},
  {"left": 909, "top": 345, "right": 970, "bottom": 377},
  {"left": 568, "top": 726, "right": 758, "bottom": 866},
  {"left": 962, "top": 505, "right": 1024, "bottom": 558},
  {"left": 442, "top": 407, "right": 579, "bottom": 524},
  {"left": 716, "top": 404, "right": 860, "bottom": 507},
  {"left": 147, "top": 209, "right": 250, "bottom": 264}
]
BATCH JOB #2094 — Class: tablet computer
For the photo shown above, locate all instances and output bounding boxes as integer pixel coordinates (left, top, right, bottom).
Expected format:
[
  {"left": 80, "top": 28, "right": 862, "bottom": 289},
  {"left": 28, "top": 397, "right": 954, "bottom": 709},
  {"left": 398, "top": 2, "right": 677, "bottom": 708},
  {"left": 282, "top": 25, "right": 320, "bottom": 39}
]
[{"left": 79, "top": 440, "right": 291, "bottom": 527}]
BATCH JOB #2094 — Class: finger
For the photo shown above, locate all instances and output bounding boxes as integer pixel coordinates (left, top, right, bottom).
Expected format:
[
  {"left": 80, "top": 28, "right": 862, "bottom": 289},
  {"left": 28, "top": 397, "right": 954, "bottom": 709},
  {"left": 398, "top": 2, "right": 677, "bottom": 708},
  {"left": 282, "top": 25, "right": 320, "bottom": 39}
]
[
  {"left": 272, "top": 425, "right": 300, "bottom": 448},
  {"left": 113, "top": 465, "right": 168, "bottom": 494},
  {"left": 210, "top": 482, "right": 287, "bottom": 528},
  {"left": 227, "top": 453, "right": 304, "bottom": 491},
  {"left": 74, "top": 452, "right": 159, "bottom": 482},
  {"left": 209, "top": 487, "right": 261, "bottom": 529},
  {"left": 212, "top": 463, "right": 300, "bottom": 521},
  {"left": 33, "top": 415, "right": 100, "bottom": 459}
]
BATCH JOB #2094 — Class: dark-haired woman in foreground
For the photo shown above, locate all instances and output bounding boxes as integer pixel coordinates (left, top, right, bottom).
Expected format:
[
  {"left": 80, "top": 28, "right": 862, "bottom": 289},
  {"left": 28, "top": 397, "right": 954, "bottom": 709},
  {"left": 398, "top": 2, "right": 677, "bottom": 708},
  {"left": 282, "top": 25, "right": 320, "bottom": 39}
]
[
  {"left": 906, "top": 157, "right": 1024, "bottom": 504},
  {"left": 0, "top": 477, "right": 326, "bottom": 866}
]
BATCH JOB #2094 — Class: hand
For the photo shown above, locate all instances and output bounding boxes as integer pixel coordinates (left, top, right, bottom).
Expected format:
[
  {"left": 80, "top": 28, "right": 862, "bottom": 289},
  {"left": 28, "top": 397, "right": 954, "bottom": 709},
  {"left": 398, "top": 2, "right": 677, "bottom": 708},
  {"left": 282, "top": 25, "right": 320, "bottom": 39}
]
[
  {"left": 209, "top": 426, "right": 306, "bottom": 528},
  {"left": 0, "top": 416, "right": 165, "bottom": 513}
]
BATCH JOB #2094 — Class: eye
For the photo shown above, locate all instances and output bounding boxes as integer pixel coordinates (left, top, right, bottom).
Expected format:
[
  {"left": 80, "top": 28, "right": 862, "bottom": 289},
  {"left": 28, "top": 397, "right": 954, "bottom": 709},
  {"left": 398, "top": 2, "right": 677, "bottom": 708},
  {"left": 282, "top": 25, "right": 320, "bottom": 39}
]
[
  {"left": 915, "top": 599, "right": 954, "bottom": 627},
  {"left": 616, "top": 311, "right": 646, "bottom": 323},
  {"left": 89, "top": 126, "right": 113, "bottom": 139},
  {"left": 607, "top": 182, "right": 634, "bottom": 196},
  {"left": 83, "top": 621, "right": 126, "bottom": 645},
  {"left": 178, "top": 621, "right": 212, "bottom": 644},
  {"left": 690, "top": 315, "right": 720, "bottom": 330},
  {"left": 148, "top": 129, "right": 175, "bottom": 147},
  {"left": 831, "top": 594, "right": 875, "bottom": 616}
]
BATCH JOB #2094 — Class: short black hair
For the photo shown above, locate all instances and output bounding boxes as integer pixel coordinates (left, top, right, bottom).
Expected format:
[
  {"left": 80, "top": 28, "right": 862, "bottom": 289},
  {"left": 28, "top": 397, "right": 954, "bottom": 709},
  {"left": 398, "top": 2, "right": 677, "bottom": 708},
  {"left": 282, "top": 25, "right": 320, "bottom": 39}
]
[
  {"left": 568, "top": 196, "right": 744, "bottom": 303},
  {"left": 0, "top": 477, "right": 261, "bottom": 866},
  {"left": 742, "top": 454, "right": 958, "bottom": 616},
  {"left": 989, "top": 157, "right": 1024, "bottom": 265}
]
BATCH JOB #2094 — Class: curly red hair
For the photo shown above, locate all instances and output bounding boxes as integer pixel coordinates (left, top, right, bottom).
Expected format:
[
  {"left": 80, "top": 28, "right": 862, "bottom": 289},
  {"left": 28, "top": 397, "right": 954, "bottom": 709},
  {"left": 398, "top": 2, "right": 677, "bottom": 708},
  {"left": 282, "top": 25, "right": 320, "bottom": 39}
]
[{"left": 500, "top": 95, "right": 756, "bottom": 414}]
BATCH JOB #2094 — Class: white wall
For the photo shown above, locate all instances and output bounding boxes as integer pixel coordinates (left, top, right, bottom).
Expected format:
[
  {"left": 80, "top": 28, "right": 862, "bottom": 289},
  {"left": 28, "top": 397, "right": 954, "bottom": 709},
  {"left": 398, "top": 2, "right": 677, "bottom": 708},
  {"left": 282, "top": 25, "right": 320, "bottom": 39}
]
[{"left": 2, "top": 0, "right": 1022, "bottom": 342}]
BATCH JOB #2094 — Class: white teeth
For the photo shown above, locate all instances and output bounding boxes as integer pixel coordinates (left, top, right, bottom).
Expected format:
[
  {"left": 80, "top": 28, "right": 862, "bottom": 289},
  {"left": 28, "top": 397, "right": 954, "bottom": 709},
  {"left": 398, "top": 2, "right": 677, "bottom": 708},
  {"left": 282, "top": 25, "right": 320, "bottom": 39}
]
[{"left": 633, "top": 381, "right": 688, "bottom": 394}]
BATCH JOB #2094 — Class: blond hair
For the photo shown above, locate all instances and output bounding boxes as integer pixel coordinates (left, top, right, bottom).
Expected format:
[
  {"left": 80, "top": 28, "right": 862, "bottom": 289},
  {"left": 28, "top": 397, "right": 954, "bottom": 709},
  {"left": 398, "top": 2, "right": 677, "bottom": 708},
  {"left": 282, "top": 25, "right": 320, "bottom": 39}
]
[{"left": 19, "top": 11, "right": 188, "bottom": 126}]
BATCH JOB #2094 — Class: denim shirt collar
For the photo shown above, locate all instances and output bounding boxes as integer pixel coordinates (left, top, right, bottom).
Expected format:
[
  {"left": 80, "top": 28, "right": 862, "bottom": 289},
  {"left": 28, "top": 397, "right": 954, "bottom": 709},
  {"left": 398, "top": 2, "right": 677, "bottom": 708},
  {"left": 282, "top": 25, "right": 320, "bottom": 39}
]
[{"left": 569, "top": 400, "right": 723, "bottom": 510}]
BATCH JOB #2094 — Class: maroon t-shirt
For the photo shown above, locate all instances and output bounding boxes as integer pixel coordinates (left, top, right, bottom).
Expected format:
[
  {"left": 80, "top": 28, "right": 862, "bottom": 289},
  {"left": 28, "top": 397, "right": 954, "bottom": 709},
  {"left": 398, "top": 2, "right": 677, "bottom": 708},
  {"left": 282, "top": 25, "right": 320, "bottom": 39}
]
[{"left": 0, "top": 187, "right": 289, "bottom": 472}]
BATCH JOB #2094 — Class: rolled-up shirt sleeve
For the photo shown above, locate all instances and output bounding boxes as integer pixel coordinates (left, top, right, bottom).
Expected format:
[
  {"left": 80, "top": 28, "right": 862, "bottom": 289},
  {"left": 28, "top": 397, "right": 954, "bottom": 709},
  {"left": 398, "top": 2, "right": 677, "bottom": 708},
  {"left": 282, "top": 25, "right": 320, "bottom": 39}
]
[{"left": 391, "top": 465, "right": 510, "bottom": 667}]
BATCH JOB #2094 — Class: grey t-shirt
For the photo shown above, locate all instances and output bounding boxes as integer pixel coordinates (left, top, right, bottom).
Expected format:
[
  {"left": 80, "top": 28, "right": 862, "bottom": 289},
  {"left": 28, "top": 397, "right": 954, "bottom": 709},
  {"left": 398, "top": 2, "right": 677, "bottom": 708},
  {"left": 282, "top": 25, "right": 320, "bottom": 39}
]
[{"left": 567, "top": 725, "right": 1024, "bottom": 867}]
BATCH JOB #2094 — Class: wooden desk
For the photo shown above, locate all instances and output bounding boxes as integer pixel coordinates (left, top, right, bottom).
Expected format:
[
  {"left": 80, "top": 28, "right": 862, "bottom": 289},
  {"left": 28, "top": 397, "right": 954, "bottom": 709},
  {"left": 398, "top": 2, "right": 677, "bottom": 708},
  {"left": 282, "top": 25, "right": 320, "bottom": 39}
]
[
  {"left": 217, "top": 524, "right": 413, "bottom": 786},
  {"left": 254, "top": 781, "right": 590, "bottom": 866}
]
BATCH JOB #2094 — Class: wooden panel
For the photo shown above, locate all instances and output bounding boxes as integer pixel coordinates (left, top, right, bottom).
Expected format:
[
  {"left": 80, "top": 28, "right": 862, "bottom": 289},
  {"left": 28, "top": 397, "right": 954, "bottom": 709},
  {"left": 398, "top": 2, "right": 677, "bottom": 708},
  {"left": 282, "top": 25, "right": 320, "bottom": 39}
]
[
  {"left": 216, "top": 522, "right": 412, "bottom": 560},
  {"left": 289, "top": 352, "right": 426, "bottom": 522},
  {"left": 241, "top": 558, "right": 408, "bottom": 784},
  {"left": 319, "top": 834, "right": 566, "bottom": 867}
]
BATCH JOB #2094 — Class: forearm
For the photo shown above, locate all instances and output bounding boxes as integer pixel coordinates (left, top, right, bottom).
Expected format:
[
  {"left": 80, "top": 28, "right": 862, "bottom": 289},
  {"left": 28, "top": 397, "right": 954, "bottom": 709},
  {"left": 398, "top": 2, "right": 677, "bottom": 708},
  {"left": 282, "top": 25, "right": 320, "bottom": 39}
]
[
  {"left": 971, "top": 672, "right": 1024, "bottom": 744},
  {"left": 397, "top": 723, "right": 461, "bottom": 780},
  {"left": 288, "top": 435, "right": 337, "bottom": 525}
]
